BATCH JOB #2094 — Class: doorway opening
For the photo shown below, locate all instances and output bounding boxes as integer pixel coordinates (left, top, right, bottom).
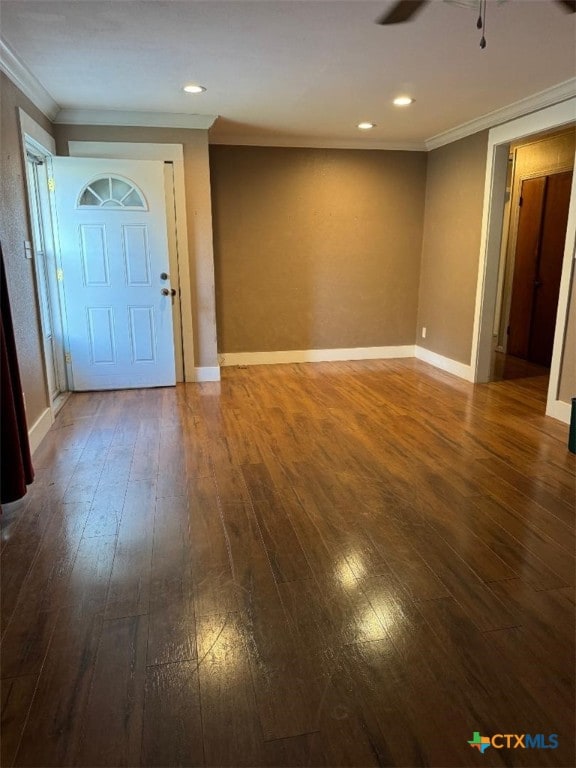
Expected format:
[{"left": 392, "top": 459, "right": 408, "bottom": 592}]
[
  {"left": 472, "top": 98, "right": 576, "bottom": 423},
  {"left": 21, "top": 135, "right": 188, "bottom": 400},
  {"left": 492, "top": 128, "right": 574, "bottom": 384}
]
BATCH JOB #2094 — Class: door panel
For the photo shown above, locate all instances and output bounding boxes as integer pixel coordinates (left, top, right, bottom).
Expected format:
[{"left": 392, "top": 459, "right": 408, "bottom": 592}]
[
  {"left": 80, "top": 225, "right": 109, "bottom": 285},
  {"left": 129, "top": 306, "right": 156, "bottom": 362},
  {"left": 528, "top": 171, "right": 573, "bottom": 367},
  {"left": 123, "top": 225, "right": 151, "bottom": 285},
  {"left": 88, "top": 307, "right": 115, "bottom": 363},
  {"left": 52, "top": 157, "right": 175, "bottom": 390},
  {"left": 507, "top": 176, "right": 546, "bottom": 359}
]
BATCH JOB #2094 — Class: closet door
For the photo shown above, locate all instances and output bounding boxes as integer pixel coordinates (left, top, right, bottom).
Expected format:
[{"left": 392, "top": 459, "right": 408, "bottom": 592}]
[
  {"left": 507, "top": 176, "right": 546, "bottom": 359},
  {"left": 529, "top": 170, "right": 572, "bottom": 367},
  {"left": 507, "top": 170, "right": 572, "bottom": 366}
]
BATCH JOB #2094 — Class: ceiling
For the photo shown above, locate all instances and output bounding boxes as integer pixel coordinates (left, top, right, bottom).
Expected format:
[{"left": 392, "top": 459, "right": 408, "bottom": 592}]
[{"left": 1, "top": 0, "right": 575, "bottom": 148}]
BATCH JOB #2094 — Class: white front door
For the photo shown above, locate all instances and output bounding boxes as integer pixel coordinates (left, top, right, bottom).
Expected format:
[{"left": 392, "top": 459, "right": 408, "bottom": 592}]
[{"left": 51, "top": 157, "right": 176, "bottom": 390}]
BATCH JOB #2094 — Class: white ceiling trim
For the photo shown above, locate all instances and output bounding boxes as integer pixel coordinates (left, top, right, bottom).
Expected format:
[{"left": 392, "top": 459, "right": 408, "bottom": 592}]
[
  {"left": 0, "top": 38, "right": 60, "bottom": 120},
  {"left": 425, "top": 77, "right": 576, "bottom": 150},
  {"left": 54, "top": 108, "right": 218, "bottom": 130},
  {"left": 208, "top": 135, "right": 427, "bottom": 151}
]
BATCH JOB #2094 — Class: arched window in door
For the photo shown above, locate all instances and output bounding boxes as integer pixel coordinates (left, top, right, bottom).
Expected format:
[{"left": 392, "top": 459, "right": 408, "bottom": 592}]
[{"left": 77, "top": 175, "right": 147, "bottom": 209}]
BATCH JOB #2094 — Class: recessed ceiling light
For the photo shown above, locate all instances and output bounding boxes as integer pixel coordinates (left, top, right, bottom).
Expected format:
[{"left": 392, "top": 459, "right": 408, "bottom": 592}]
[
  {"left": 393, "top": 96, "right": 414, "bottom": 106},
  {"left": 357, "top": 122, "right": 376, "bottom": 130},
  {"left": 183, "top": 84, "right": 206, "bottom": 94}
]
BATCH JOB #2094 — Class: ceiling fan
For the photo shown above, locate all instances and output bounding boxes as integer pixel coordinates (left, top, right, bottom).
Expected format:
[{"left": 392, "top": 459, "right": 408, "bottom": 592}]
[
  {"left": 376, "top": 0, "right": 576, "bottom": 49},
  {"left": 377, "top": 0, "right": 576, "bottom": 26}
]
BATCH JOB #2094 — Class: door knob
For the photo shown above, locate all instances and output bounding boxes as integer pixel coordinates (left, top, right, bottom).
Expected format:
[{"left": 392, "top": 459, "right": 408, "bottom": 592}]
[{"left": 161, "top": 288, "right": 170, "bottom": 296}]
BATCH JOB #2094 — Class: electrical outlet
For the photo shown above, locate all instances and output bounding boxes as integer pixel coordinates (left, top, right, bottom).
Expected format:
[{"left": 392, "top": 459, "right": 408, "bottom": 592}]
[{"left": 421, "top": 327, "right": 427, "bottom": 339}]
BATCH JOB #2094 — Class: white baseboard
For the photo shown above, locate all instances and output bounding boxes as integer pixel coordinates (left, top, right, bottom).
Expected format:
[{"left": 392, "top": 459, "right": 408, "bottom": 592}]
[
  {"left": 546, "top": 399, "right": 572, "bottom": 425},
  {"left": 415, "top": 346, "right": 475, "bottom": 382},
  {"left": 193, "top": 366, "right": 221, "bottom": 382},
  {"left": 29, "top": 407, "right": 54, "bottom": 455},
  {"left": 219, "top": 345, "right": 415, "bottom": 367}
]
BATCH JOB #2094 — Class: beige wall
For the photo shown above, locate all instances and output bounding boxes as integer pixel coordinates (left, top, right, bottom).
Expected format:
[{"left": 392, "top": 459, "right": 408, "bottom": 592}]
[
  {"left": 417, "top": 130, "right": 489, "bottom": 364},
  {"left": 210, "top": 145, "right": 427, "bottom": 353},
  {"left": 0, "top": 72, "right": 53, "bottom": 426},
  {"left": 54, "top": 124, "right": 218, "bottom": 368}
]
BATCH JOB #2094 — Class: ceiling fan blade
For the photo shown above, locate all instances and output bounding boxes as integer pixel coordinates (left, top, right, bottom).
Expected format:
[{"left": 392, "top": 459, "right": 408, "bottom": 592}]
[
  {"left": 556, "top": 0, "right": 576, "bottom": 11},
  {"left": 376, "top": 0, "right": 429, "bottom": 25}
]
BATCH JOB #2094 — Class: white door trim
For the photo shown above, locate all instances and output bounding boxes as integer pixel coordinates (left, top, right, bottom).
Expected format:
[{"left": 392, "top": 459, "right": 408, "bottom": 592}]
[
  {"left": 471, "top": 98, "right": 576, "bottom": 423},
  {"left": 18, "top": 108, "right": 66, "bottom": 438},
  {"left": 68, "top": 141, "right": 195, "bottom": 382},
  {"left": 19, "top": 108, "right": 56, "bottom": 154}
]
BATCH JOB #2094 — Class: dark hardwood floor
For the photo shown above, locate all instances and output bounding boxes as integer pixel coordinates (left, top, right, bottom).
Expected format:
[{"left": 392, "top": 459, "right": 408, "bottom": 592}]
[
  {"left": 490, "top": 351, "right": 550, "bottom": 382},
  {"left": 1, "top": 359, "right": 574, "bottom": 767}
]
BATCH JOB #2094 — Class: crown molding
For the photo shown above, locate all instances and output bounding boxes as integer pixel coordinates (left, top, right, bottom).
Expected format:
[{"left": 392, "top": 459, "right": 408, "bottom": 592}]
[
  {"left": 54, "top": 108, "right": 218, "bottom": 130},
  {"left": 425, "top": 78, "right": 576, "bottom": 150},
  {"left": 1, "top": 31, "right": 572, "bottom": 153},
  {"left": 208, "top": 134, "right": 426, "bottom": 151},
  {"left": 0, "top": 38, "right": 60, "bottom": 120}
]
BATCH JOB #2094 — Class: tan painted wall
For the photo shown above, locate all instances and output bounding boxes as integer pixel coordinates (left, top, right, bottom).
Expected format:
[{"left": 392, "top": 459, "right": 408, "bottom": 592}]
[
  {"left": 210, "top": 145, "right": 427, "bottom": 353},
  {"left": 0, "top": 72, "right": 53, "bottom": 426},
  {"left": 54, "top": 124, "right": 218, "bottom": 368},
  {"left": 417, "top": 130, "right": 489, "bottom": 364}
]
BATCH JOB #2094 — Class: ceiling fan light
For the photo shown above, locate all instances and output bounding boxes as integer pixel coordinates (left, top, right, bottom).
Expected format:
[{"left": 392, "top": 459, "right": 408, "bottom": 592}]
[
  {"left": 393, "top": 96, "right": 414, "bottom": 106},
  {"left": 357, "top": 122, "right": 376, "bottom": 130}
]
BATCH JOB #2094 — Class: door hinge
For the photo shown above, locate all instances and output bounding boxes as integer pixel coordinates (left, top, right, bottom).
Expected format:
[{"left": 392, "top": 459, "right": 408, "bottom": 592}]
[
  {"left": 65, "top": 352, "right": 72, "bottom": 364},
  {"left": 506, "top": 325, "right": 510, "bottom": 336},
  {"left": 57, "top": 268, "right": 64, "bottom": 282},
  {"left": 48, "top": 177, "right": 55, "bottom": 191},
  {"left": 519, "top": 196, "right": 523, "bottom": 206}
]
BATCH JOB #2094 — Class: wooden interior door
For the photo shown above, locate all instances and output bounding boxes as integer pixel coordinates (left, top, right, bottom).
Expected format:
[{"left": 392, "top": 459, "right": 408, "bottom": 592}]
[
  {"left": 507, "top": 176, "right": 546, "bottom": 359},
  {"left": 528, "top": 170, "right": 572, "bottom": 367},
  {"left": 507, "top": 170, "right": 572, "bottom": 366}
]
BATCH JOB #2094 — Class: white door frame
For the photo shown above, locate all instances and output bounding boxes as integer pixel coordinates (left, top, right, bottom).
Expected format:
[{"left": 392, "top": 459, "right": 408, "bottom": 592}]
[
  {"left": 19, "top": 109, "right": 70, "bottom": 424},
  {"left": 67, "top": 141, "right": 195, "bottom": 383},
  {"left": 24, "top": 150, "right": 61, "bottom": 398},
  {"left": 471, "top": 98, "right": 576, "bottom": 423}
]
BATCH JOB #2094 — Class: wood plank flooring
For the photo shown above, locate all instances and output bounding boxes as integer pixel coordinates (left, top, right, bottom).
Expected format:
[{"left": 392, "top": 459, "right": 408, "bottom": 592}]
[{"left": 1, "top": 359, "right": 574, "bottom": 767}]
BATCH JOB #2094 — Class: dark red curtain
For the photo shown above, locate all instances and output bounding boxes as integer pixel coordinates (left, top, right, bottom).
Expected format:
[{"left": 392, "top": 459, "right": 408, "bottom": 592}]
[{"left": 1, "top": 242, "right": 34, "bottom": 503}]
